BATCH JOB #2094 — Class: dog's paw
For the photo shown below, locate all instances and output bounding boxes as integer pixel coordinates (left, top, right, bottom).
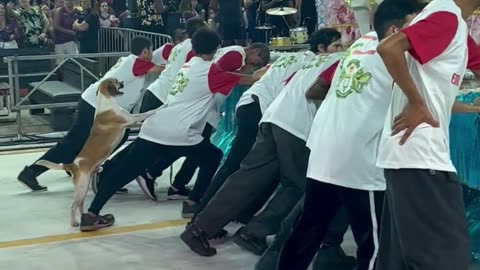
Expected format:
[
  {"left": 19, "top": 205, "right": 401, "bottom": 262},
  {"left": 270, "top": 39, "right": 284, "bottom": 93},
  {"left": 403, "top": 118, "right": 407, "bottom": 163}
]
[{"left": 71, "top": 221, "right": 80, "bottom": 227}]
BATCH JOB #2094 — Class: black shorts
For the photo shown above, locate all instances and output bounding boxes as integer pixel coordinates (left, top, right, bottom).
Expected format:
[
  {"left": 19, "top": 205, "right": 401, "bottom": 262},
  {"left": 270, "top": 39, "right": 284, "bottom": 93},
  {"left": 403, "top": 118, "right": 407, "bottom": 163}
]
[{"left": 222, "top": 23, "right": 244, "bottom": 40}]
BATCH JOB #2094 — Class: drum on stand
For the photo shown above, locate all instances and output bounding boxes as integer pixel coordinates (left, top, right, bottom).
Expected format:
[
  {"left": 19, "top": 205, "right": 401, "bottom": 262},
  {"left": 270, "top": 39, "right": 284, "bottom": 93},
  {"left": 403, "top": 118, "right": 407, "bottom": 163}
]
[{"left": 290, "top": 27, "right": 308, "bottom": 44}]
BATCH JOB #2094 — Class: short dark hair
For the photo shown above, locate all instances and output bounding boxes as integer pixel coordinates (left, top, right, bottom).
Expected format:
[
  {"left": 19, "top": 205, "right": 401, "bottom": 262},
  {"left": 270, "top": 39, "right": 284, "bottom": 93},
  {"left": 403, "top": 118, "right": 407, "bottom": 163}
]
[
  {"left": 131, "top": 36, "right": 152, "bottom": 55},
  {"left": 374, "top": 0, "right": 422, "bottom": 40},
  {"left": 309, "top": 28, "right": 341, "bottom": 53},
  {"left": 185, "top": 17, "right": 207, "bottom": 37},
  {"left": 248, "top": 42, "right": 270, "bottom": 66},
  {"left": 191, "top": 28, "right": 221, "bottom": 55}
]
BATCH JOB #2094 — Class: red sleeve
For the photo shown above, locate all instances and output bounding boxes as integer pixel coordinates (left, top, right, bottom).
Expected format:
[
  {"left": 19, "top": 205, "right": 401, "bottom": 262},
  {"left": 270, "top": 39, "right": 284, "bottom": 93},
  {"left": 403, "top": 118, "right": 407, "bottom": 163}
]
[
  {"left": 207, "top": 64, "right": 241, "bottom": 95},
  {"left": 216, "top": 51, "right": 244, "bottom": 71},
  {"left": 318, "top": 61, "right": 340, "bottom": 85},
  {"left": 401, "top": 11, "right": 458, "bottom": 65},
  {"left": 162, "top": 44, "right": 174, "bottom": 60},
  {"left": 186, "top": 50, "right": 196, "bottom": 62},
  {"left": 132, "top": 58, "right": 155, "bottom": 76},
  {"left": 468, "top": 36, "right": 480, "bottom": 70}
]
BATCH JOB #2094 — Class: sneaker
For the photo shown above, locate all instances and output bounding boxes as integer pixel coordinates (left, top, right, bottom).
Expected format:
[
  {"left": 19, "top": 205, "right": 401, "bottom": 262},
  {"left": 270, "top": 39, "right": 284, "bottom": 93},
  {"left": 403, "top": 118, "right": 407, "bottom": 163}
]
[
  {"left": 80, "top": 213, "right": 115, "bottom": 232},
  {"left": 136, "top": 174, "right": 157, "bottom": 201},
  {"left": 232, "top": 226, "right": 268, "bottom": 256},
  {"left": 182, "top": 201, "right": 199, "bottom": 219},
  {"left": 312, "top": 245, "right": 356, "bottom": 270},
  {"left": 185, "top": 222, "right": 228, "bottom": 240},
  {"left": 180, "top": 223, "right": 217, "bottom": 257},
  {"left": 17, "top": 166, "right": 47, "bottom": 192},
  {"left": 167, "top": 186, "right": 191, "bottom": 200}
]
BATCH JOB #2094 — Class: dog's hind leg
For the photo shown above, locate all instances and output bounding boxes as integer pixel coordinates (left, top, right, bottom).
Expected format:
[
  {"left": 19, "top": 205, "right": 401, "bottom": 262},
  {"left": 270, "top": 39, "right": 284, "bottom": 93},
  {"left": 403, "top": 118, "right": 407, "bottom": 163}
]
[{"left": 71, "top": 173, "right": 91, "bottom": 227}]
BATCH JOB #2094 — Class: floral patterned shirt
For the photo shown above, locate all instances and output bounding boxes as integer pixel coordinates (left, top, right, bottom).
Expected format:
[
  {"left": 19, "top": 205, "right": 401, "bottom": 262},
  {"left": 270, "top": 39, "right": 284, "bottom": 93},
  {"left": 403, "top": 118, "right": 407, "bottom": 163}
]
[
  {"left": 137, "top": 0, "right": 164, "bottom": 26},
  {"left": 17, "top": 6, "right": 46, "bottom": 47}
]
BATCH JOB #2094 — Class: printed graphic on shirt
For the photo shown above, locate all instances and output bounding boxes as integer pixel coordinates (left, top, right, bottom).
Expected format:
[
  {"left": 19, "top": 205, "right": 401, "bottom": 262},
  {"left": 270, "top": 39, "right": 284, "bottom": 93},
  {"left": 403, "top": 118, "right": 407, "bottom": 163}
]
[
  {"left": 170, "top": 72, "right": 189, "bottom": 96},
  {"left": 335, "top": 59, "right": 372, "bottom": 98},
  {"left": 271, "top": 55, "right": 298, "bottom": 68},
  {"left": 169, "top": 46, "right": 181, "bottom": 63},
  {"left": 112, "top": 57, "right": 122, "bottom": 69},
  {"left": 301, "top": 55, "right": 329, "bottom": 70}
]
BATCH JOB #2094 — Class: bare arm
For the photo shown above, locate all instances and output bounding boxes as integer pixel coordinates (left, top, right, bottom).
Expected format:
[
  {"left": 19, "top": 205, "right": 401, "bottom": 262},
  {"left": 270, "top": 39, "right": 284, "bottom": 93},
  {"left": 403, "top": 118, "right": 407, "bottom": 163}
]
[
  {"left": 262, "top": 0, "right": 282, "bottom": 11},
  {"left": 41, "top": 13, "right": 49, "bottom": 35},
  {"left": 306, "top": 76, "right": 330, "bottom": 100},
  {"left": 452, "top": 101, "right": 480, "bottom": 113},
  {"left": 148, "top": 65, "right": 165, "bottom": 74},
  {"left": 155, "top": 0, "right": 166, "bottom": 13},
  {"left": 54, "top": 8, "right": 76, "bottom": 36},
  {"left": 73, "top": 20, "right": 89, "bottom": 31}
]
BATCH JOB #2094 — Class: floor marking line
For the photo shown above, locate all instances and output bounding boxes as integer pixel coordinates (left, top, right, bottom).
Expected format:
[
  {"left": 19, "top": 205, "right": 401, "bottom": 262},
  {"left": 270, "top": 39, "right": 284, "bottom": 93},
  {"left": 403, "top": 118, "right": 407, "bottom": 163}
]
[
  {"left": 0, "top": 148, "right": 49, "bottom": 156},
  {"left": 0, "top": 219, "right": 189, "bottom": 249}
]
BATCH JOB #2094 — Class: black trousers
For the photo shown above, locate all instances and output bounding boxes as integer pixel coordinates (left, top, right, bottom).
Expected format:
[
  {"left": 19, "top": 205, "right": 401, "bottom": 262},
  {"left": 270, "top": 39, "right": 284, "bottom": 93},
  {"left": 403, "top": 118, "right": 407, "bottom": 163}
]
[
  {"left": 277, "top": 178, "right": 384, "bottom": 270},
  {"left": 134, "top": 91, "right": 205, "bottom": 190},
  {"left": 88, "top": 137, "right": 223, "bottom": 214},
  {"left": 192, "top": 100, "right": 263, "bottom": 221},
  {"left": 195, "top": 123, "right": 309, "bottom": 238},
  {"left": 31, "top": 99, "right": 129, "bottom": 176},
  {"left": 256, "top": 196, "right": 350, "bottom": 270},
  {"left": 376, "top": 169, "right": 470, "bottom": 270}
]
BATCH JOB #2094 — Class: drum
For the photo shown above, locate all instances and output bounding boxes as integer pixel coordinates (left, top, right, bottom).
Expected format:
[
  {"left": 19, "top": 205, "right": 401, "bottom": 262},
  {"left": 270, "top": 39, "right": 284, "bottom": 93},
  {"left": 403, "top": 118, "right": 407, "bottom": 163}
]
[
  {"left": 255, "top": 25, "right": 277, "bottom": 44},
  {"left": 289, "top": 27, "right": 308, "bottom": 44},
  {"left": 270, "top": 37, "right": 291, "bottom": 46}
]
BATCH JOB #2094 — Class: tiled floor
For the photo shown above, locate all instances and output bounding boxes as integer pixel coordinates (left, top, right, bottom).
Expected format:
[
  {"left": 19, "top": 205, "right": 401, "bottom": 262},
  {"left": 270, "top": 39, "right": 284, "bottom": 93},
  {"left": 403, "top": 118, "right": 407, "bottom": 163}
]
[{"left": 0, "top": 149, "right": 479, "bottom": 270}]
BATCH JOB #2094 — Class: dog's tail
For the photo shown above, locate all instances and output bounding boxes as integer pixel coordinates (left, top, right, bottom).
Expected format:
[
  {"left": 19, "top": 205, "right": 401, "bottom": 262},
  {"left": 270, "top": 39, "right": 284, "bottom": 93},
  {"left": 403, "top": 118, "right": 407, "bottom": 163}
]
[{"left": 35, "top": 160, "right": 77, "bottom": 176}]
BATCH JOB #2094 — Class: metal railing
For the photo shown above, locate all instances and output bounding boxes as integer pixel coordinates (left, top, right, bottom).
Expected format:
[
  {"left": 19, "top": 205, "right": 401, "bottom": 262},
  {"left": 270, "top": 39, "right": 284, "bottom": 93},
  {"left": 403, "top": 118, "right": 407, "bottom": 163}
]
[
  {"left": 98, "top": 27, "right": 173, "bottom": 53},
  {"left": 3, "top": 52, "right": 129, "bottom": 138}
]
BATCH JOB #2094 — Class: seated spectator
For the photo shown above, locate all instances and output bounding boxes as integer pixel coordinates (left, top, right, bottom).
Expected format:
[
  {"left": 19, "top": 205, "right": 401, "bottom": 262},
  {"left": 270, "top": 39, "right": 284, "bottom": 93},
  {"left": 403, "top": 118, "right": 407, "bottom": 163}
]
[
  {"left": 73, "top": 0, "right": 100, "bottom": 53},
  {"left": 13, "top": 0, "right": 49, "bottom": 48},
  {"left": 0, "top": 2, "right": 19, "bottom": 49},
  {"left": 98, "top": 1, "right": 119, "bottom": 27}
]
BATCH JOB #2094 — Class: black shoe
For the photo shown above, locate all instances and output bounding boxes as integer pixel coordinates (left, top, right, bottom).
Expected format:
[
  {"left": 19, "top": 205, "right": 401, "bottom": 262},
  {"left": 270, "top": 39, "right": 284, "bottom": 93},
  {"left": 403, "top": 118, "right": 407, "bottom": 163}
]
[
  {"left": 180, "top": 223, "right": 217, "bottom": 257},
  {"left": 136, "top": 174, "right": 157, "bottom": 201},
  {"left": 312, "top": 245, "right": 356, "bottom": 270},
  {"left": 80, "top": 213, "right": 115, "bottom": 232},
  {"left": 186, "top": 222, "right": 228, "bottom": 240},
  {"left": 17, "top": 166, "right": 47, "bottom": 192},
  {"left": 232, "top": 226, "right": 268, "bottom": 256},
  {"left": 182, "top": 201, "right": 199, "bottom": 219},
  {"left": 168, "top": 186, "right": 191, "bottom": 200}
]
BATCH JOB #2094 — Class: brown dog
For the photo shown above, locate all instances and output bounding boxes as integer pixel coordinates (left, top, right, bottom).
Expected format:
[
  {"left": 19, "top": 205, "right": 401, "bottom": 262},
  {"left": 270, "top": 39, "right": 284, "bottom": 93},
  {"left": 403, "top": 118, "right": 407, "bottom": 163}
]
[{"left": 36, "top": 78, "right": 159, "bottom": 227}]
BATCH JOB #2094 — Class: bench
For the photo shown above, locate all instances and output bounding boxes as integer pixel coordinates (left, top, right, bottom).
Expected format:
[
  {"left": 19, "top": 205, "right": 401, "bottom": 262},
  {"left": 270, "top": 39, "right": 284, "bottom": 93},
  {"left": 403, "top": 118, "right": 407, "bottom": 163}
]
[{"left": 28, "top": 57, "right": 100, "bottom": 131}]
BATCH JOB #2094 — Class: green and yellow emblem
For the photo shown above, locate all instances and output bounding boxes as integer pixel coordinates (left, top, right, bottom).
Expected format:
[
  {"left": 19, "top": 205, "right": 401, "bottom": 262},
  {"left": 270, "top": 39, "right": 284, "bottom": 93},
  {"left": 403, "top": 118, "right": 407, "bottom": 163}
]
[
  {"left": 301, "top": 55, "right": 328, "bottom": 70},
  {"left": 335, "top": 59, "right": 372, "bottom": 98},
  {"left": 272, "top": 55, "right": 298, "bottom": 68},
  {"left": 169, "top": 47, "right": 181, "bottom": 63},
  {"left": 170, "top": 72, "right": 189, "bottom": 96}
]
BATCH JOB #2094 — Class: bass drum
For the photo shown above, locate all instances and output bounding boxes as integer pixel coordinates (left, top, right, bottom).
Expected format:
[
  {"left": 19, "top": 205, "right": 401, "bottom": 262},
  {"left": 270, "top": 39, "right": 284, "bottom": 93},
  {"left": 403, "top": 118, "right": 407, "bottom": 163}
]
[{"left": 289, "top": 27, "right": 308, "bottom": 44}]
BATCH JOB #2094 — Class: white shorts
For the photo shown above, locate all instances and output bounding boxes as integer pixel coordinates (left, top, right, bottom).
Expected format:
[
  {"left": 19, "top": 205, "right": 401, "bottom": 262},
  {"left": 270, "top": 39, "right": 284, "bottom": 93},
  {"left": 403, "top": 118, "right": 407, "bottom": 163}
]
[{"left": 55, "top": 41, "right": 78, "bottom": 65}]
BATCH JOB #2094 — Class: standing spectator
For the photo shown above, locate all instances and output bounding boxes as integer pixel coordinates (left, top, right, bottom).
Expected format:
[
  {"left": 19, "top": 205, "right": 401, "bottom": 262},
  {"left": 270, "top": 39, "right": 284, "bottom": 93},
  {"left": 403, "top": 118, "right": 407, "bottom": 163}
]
[
  {"left": 179, "top": 0, "right": 198, "bottom": 19},
  {"left": 73, "top": 0, "right": 100, "bottom": 53},
  {"left": 244, "top": 0, "right": 259, "bottom": 42},
  {"left": 0, "top": 2, "right": 19, "bottom": 49},
  {"left": 13, "top": 0, "right": 49, "bottom": 48},
  {"left": 212, "top": 0, "right": 244, "bottom": 46},
  {"left": 98, "top": 1, "right": 119, "bottom": 27},
  {"left": 40, "top": 3, "right": 55, "bottom": 49},
  {"left": 137, "top": 0, "right": 166, "bottom": 33},
  {"left": 53, "top": 0, "right": 78, "bottom": 60}
]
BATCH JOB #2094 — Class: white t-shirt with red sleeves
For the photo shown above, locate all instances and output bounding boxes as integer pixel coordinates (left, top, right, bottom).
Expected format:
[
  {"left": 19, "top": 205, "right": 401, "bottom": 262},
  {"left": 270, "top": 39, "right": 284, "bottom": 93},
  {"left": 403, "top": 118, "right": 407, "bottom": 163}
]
[
  {"left": 306, "top": 32, "right": 392, "bottom": 191},
  {"left": 377, "top": 0, "right": 470, "bottom": 173},
  {"left": 260, "top": 52, "right": 343, "bottom": 142},
  {"left": 236, "top": 51, "right": 316, "bottom": 114},
  {"left": 81, "top": 54, "right": 155, "bottom": 111},
  {"left": 147, "top": 39, "right": 195, "bottom": 103},
  {"left": 152, "top": 43, "right": 174, "bottom": 66},
  {"left": 139, "top": 57, "right": 241, "bottom": 146}
]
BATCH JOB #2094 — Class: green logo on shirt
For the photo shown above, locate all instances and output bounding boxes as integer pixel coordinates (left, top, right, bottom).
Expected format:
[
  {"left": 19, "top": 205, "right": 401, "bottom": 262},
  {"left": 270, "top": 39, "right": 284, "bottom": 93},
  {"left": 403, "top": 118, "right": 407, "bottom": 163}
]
[
  {"left": 170, "top": 72, "right": 189, "bottom": 96},
  {"left": 335, "top": 59, "right": 372, "bottom": 98},
  {"left": 301, "top": 55, "right": 328, "bottom": 70},
  {"left": 169, "top": 47, "right": 181, "bottom": 63},
  {"left": 272, "top": 55, "right": 298, "bottom": 68}
]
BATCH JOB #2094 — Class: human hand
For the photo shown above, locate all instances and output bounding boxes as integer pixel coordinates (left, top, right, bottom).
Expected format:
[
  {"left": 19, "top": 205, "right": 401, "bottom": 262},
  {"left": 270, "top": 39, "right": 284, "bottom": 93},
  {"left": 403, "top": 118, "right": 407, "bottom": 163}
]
[
  {"left": 392, "top": 102, "right": 439, "bottom": 145},
  {"left": 38, "top": 33, "right": 47, "bottom": 40}
]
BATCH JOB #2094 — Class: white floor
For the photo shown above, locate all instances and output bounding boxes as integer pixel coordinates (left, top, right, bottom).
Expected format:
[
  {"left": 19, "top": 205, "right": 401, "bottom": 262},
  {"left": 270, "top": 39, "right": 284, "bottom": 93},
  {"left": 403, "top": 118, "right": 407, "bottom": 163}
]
[{"left": 0, "top": 150, "right": 478, "bottom": 270}]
